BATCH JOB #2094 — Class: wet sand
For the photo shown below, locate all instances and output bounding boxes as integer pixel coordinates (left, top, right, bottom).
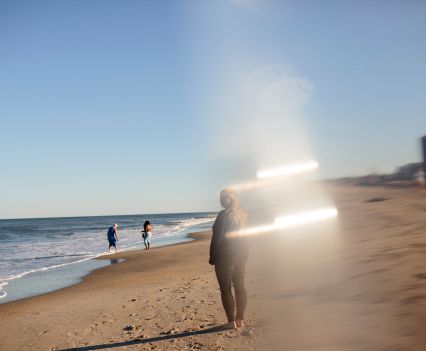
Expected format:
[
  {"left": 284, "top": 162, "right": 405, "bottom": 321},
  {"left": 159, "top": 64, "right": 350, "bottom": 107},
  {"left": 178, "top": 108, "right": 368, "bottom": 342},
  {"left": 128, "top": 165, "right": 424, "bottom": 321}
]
[{"left": 1, "top": 184, "right": 426, "bottom": 350}]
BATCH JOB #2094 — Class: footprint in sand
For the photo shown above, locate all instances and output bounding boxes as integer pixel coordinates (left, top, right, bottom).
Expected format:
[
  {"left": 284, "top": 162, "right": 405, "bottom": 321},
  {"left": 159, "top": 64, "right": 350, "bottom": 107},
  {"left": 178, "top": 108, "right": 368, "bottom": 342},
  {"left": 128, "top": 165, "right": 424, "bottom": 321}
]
[
  {"left": 123, "top": 324, "right": 136, "bottom": 332},
  {"left": 160, "top": 326, "right": 180, "bottom": 335},
  {"left": 135, "top": 333, "right": 150, "bottom": 340},
  {"left": 187, "top": 341, "right": 205, "bottom": 349},
  {"left": 402, "top": 295, "right": 426, "bottom": 304},
  {"left": 241, "top": 328, "right": 255, "bottom": 337},
  {"left": 414, "top": 273, "right": 426, "bottom": 280}
]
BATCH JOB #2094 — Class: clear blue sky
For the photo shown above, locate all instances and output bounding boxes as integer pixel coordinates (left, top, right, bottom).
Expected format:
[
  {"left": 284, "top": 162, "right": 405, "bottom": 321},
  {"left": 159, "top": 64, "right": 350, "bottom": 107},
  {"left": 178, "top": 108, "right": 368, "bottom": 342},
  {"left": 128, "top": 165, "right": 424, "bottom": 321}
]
[{"left": 1, "top": 0, "right": 425, "bottom": 219}]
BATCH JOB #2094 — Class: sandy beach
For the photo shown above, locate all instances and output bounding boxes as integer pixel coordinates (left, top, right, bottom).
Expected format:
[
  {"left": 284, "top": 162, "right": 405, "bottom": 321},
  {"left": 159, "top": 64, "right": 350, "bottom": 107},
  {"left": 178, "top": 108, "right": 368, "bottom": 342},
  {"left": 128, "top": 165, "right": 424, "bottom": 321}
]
[{"left": 1, "top": 183, "right": 426, "bottom": 351}]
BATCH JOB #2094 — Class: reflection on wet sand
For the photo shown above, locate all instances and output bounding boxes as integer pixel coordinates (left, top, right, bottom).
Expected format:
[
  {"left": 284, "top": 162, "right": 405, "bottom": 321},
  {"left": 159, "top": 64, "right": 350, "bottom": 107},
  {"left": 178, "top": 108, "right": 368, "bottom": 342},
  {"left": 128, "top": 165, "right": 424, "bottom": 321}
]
[{"left": 110, "top": 258, "right": 125, "bottom": 265}]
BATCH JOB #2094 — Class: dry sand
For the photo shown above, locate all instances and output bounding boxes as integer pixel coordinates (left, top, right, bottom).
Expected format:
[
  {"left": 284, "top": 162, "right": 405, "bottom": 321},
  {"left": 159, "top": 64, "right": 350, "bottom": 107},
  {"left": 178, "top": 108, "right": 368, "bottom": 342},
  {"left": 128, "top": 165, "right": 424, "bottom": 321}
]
[{"left": 1, "top": 184, "right": 426, "bottom": 351}]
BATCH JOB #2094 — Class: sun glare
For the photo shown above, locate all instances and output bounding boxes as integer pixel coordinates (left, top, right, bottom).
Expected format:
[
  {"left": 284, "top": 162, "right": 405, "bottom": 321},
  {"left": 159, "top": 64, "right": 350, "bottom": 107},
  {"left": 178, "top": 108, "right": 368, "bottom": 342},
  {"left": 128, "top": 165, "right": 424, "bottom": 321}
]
[
  {"left": 228, "top": 207, "right": 338, "bottom": 238},
  {"left": 256, "top": 161, "right": 319, "bottom": 179},
  {"left": 274, "top": 207, "right": 338, "bottom": 228}
]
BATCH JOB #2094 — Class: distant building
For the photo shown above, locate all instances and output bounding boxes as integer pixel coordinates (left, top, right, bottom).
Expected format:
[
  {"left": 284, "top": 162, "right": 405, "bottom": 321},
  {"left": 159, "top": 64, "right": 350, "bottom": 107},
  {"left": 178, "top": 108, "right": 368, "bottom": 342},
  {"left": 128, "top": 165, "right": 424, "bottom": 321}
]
[
  {"left": 335, "top": 136, "right": 426, "bottom": 188},
  {"left": 394, "top": 162, "right": 423, "bottom": 180}
]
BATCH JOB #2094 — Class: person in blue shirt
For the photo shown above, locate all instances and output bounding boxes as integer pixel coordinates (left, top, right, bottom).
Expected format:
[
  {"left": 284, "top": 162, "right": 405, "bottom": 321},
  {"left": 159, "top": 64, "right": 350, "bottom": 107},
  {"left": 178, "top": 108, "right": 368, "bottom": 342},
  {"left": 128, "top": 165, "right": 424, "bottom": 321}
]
[{"left": 107, "top": 224, "right": 118, "bottom": 253}]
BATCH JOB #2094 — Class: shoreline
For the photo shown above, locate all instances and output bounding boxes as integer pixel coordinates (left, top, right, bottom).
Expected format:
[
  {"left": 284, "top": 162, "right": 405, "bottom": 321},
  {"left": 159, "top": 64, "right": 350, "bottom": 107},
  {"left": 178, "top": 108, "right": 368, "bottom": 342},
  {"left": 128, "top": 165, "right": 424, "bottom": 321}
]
[
  {"left": 2, "top": 184, "right": 426, "bottom": 350},
  {"left": 0, "top": 212, "right": 216, "bottom": 304},
  {"left": 0, "top": 230, "right": 210, "bottom": 307},
  {"left": 0, "top": 229, "right": 223, "bottom": 351}
]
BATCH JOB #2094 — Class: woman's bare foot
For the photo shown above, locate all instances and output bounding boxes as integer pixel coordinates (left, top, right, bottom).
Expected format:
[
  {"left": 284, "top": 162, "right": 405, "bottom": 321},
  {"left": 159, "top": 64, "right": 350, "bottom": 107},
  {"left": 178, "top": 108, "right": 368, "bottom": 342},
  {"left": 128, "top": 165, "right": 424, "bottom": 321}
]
[
  {"left": 235, "top": 319, "right": 244, "bottom": 328},
  {"left": 221, "top": 321, "right": 237, "bottom": 330}
]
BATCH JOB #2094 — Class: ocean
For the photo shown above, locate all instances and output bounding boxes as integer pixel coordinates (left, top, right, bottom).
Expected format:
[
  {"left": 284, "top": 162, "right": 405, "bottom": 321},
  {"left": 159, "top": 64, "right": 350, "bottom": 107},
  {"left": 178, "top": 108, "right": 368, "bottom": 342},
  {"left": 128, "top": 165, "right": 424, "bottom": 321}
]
[{"left": 0, "top": 212, "right": 216, "bottom": 303}]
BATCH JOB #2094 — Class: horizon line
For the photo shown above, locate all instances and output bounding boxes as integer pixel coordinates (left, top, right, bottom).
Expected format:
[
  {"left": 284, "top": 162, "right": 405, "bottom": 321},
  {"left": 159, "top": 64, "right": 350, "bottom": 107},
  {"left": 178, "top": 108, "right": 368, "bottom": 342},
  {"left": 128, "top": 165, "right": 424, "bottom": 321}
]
[{"left": 0, "top": 210, "right": 218, "bottom": 222}]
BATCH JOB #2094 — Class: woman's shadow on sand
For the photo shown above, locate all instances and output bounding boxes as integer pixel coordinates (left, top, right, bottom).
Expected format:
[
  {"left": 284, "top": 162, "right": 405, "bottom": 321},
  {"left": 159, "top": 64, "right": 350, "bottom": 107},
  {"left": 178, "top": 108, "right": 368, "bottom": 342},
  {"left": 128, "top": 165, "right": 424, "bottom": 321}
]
[{"left": 57, "top": 325, "right": 228, "bottom": 351}]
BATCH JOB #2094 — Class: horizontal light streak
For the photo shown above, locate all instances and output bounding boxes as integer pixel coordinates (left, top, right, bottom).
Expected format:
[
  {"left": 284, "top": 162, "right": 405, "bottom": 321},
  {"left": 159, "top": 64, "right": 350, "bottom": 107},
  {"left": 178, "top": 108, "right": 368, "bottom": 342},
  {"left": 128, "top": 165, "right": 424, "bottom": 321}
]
[
  {"left": 228, "top": 207, "right": 338, "bottom": 238},
  {"left": 256, "top": 161, "right": 318, "bottom": 179},
  {"left": 229, "top": 177, "right": 284, "bottom": 192},
  {"left": 229, "top": 160, "right": 319, "bottom": 192},
  {"left": 274, "top": 207, "right": 338, "bottom": 228}
]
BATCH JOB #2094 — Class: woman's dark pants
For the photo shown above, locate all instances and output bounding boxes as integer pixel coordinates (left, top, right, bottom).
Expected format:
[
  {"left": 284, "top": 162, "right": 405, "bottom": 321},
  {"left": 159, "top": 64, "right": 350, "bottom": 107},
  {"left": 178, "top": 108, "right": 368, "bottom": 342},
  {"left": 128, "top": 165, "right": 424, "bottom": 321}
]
[{"left": 215, "top": 259, "right": 247, "bottom": 322}]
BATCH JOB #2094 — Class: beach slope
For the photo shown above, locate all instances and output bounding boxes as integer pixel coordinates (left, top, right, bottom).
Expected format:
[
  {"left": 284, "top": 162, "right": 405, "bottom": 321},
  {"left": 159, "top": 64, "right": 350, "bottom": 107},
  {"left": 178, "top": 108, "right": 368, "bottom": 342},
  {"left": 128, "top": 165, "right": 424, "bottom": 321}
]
[{"left": 1, "top": 184, "right": 426, "bottom": 350}]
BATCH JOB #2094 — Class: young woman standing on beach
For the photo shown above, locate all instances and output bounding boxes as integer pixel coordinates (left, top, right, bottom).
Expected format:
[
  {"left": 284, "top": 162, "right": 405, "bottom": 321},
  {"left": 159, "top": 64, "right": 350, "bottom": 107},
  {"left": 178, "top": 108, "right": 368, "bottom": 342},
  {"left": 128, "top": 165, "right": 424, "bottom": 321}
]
[
  {"left": 142, "top": 220, "right": 152, "bottom": 250},
  {"left": 209, "top": 189, "right": 249, "bottom": 330}
]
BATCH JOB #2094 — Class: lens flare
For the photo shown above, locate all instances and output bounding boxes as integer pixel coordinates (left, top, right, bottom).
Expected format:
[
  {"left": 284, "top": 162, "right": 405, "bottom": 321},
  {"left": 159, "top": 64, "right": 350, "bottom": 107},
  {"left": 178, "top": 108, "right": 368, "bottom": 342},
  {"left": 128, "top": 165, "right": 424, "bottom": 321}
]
[
  {"left": 229, "top": 177, "right": 285, "bottom": 192},
  {"left": 256, "top": 161, "right": 319, "bottom": 179},
  {"left": 228, "top": 207, "right": 338, "bottom": 238},
  {"left": 274, "top": 207, "right": 338, "bottom": 228},
  {"left": 230, "top": 160, "right": 319, "bottom": 191}
]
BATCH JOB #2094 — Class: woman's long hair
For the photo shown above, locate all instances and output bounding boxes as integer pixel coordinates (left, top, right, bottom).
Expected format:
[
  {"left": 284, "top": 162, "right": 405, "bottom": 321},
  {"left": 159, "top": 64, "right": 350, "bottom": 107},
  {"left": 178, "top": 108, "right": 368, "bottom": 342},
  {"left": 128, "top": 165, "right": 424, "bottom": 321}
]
[
  {"left": 221, "top": 189, "right": 247, "bottom": 231},
  {"left": 143, "top": 220, "right": 151, "bottom": 232}
]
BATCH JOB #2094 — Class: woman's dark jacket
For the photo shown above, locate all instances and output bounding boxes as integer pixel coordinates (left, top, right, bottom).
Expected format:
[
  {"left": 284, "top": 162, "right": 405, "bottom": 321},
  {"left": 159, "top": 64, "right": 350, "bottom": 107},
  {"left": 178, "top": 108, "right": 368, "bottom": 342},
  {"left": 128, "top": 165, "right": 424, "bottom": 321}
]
[{"left": 209, "top": 209, "right": 249, "bottom": 265}]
